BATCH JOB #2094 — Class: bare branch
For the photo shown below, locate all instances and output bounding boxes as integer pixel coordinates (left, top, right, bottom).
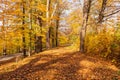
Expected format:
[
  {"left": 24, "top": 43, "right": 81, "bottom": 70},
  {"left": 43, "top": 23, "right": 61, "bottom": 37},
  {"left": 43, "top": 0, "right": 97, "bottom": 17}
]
[{"left": 104, "top": 9, "right": 120, "bottom": 17}]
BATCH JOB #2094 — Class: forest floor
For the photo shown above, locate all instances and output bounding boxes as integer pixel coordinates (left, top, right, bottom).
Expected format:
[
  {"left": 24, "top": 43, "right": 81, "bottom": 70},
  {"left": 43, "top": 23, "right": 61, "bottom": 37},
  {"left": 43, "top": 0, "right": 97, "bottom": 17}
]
[{"left": 0, "top": 47, "right": 120, "bottom": 80}]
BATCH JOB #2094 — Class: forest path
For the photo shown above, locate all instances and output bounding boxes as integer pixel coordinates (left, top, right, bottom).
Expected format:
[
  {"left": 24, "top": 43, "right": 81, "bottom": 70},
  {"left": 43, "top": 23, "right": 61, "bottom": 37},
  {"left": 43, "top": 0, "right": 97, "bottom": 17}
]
[
  {"left": 0, "top": 47, "right": 120, "bottom": 80},
  {"left": 0, "top": 53, "right": 22, "bottom": 62}
]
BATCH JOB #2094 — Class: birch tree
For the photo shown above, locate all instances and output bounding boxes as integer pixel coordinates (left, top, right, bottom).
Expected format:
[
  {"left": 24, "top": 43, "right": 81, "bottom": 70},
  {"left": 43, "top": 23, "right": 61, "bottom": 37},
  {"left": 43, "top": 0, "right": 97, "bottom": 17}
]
[{"left": 80, "top": 0, "right": 92, "bottom": 53}]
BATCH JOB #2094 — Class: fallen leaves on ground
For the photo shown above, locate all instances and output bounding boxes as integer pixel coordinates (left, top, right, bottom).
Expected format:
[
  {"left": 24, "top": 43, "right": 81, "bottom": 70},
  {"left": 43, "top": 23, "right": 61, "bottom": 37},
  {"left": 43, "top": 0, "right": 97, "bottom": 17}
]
[{"left": 0, "top": 47, "right": 120, "bottom": 80}]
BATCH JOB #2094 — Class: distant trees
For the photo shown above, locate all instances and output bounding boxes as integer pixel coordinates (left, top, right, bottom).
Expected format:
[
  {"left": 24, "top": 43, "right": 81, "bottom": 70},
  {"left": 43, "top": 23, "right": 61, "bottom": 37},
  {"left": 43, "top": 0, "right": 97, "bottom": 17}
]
[
  {"left": 1, "top": 0, "right": 119, "bottom": 62},
  {"left": 45, "top": 0, "right": 68, "bottom": 48},
  {"left": 0, "top": 0, "right": 68, "bottom": 57}
]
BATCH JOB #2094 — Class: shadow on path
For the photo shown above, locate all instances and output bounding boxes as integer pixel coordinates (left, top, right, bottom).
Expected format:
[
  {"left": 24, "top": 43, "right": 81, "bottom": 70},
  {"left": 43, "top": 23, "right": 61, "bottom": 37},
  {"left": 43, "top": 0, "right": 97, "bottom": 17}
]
[{"left": 0, "top": 49, "right": 119, "bottom": 80}]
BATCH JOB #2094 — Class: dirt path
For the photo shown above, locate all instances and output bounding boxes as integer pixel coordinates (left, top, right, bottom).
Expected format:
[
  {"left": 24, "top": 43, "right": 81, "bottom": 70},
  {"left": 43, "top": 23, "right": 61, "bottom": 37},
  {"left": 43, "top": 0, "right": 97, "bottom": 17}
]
[
  {"left": 0, "top": 47, "right": 120, "bottom": 80},
  {"left": 0, "top": 53, "right": 22, "bottom": 62}
]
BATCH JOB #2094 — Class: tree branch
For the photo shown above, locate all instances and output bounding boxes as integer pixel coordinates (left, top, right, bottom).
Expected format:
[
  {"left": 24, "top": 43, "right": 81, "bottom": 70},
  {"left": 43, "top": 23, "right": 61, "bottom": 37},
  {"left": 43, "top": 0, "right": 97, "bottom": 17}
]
[{"left": 104, "top": 9, "right": 120, "bottom": 17}]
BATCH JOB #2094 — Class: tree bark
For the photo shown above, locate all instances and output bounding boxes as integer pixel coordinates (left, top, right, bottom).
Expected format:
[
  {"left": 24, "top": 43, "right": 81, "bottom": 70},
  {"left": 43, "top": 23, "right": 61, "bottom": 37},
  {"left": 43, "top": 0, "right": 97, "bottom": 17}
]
[
  {"left": 35, "top": 36, "right": 42, "bottom": 53},
  {"left": 2, "top": 2, "right": 7, "bottom": 56},
  {"left": 22, "top": 0, "right": 27, "bottom": 57},
  {"left": 38, "top": 16, "right": 43, "bottom": 52},
  {"left": 55, "top": 18, "right": 59, "bottom": 47},
  {"left": 50, "top": 27, "right": 55, "bottom": 48},
  {"left": 97, "top": 0, "right": 107, "bottom": 33},
  {"left": 28, "top": 10, "right": 32, "bottom": 56},
  {"left": 80, "top": 0, "right": 92, "bottom": 53},
  {"left": 46, "top": 0, "right": 51, "bottom": 49}
]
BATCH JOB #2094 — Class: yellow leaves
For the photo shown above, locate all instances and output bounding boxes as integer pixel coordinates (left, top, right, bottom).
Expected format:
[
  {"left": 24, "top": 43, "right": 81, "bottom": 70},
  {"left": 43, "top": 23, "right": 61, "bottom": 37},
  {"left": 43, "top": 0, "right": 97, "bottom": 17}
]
[
  {"left": 31, "top": 1, "right": 35, "bottom": 6},
  {"left": 86, "top": 32, "right": 114, "bottom": 57},
  {"left": 71, "top": 22, "right": 80, "bottom": 28},
  {"left": 59, "top": 34, "right": 68, "bottom": 46},
  {"left": 107, "top": 0, "right": 114, "bottom": 6},
  {"left": 70, "top": 23, "right": 80, "bottom": 35},
  {"left": 37, "top": 4, "right": 46, "bottom": 12},
  {"left": 39, "top": 16, "right": 46, "bottom": 21}
]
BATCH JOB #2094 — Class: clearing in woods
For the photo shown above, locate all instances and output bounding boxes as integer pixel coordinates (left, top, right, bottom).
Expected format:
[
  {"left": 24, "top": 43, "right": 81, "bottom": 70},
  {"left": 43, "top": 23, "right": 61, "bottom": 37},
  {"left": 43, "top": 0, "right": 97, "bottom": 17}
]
[{"left": 0, "top": 47, "right": 120, "bottom": 80}]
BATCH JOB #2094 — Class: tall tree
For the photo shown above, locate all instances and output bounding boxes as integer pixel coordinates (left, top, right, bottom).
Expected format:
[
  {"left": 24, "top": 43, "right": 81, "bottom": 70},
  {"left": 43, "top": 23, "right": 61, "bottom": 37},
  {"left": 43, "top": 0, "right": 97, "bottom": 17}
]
[
  {"left": 28, "top": 0, "right": 33, "bottom": 56},
  {"left": 46, "top": 0, "right": 51, "bottom": 49},
  {"left": 22, "top": 0, "right": 27, "bottom": 57},
  {"left": 36, "top": 13, "right": 43, "bottom": 52},
  {"left": 55, "top": 1, "right": 61, "bottom": 47},
  {"left": 97, "top": 0, "right": 108, "bottom": 33},
  {"left": 80, "top": 0, "right": 92, "bottom": 53}
]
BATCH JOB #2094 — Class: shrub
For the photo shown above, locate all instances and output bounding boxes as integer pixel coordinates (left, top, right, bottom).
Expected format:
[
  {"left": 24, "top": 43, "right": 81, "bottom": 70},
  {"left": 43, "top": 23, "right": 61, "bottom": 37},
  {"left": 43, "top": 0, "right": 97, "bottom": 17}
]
[{"left": 86, "top": 32, "right": 114, "bottom": 57}]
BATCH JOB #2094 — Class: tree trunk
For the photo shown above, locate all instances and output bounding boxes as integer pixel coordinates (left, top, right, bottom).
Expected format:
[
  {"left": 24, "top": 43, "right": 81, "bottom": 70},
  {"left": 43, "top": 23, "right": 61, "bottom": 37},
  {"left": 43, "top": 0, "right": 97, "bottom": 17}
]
[
  {"left": 35, "top": 36, "right": 42, "bottom": 53},
  {"left": 29, "top": 11, "right": 32, "bottom": 56},
  {"left": 46, "top": 29, "right": 50, "bottom": 48},
  {"left": 22, "top": 0, "right": 27, "bottom": 57},
  {"left": 50, "top": 27, "right": 55, "bottom": 48},
  {"left": 97, "top": 0, "right": 107, "bottom": 33},
  {"left": 2, "top": 17, "right": 7, "bottom": 55},
  {"left": 38, "top": 16, "right": 43, "bottom": 52},
  {"left": 34, "top": 34, "right": 37, "bottom": 52},
  {"left": 46, "top": 0, "right": 51, "bottom": 49},
  {"left": 55, "top": 19, "right": 59, "bottom": 47},
  {"left": 80, "top": 0, "right": 92, "bottom": 53},
  {"left": 34, "top": 14, "right": 43, "bottom": 53}
]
